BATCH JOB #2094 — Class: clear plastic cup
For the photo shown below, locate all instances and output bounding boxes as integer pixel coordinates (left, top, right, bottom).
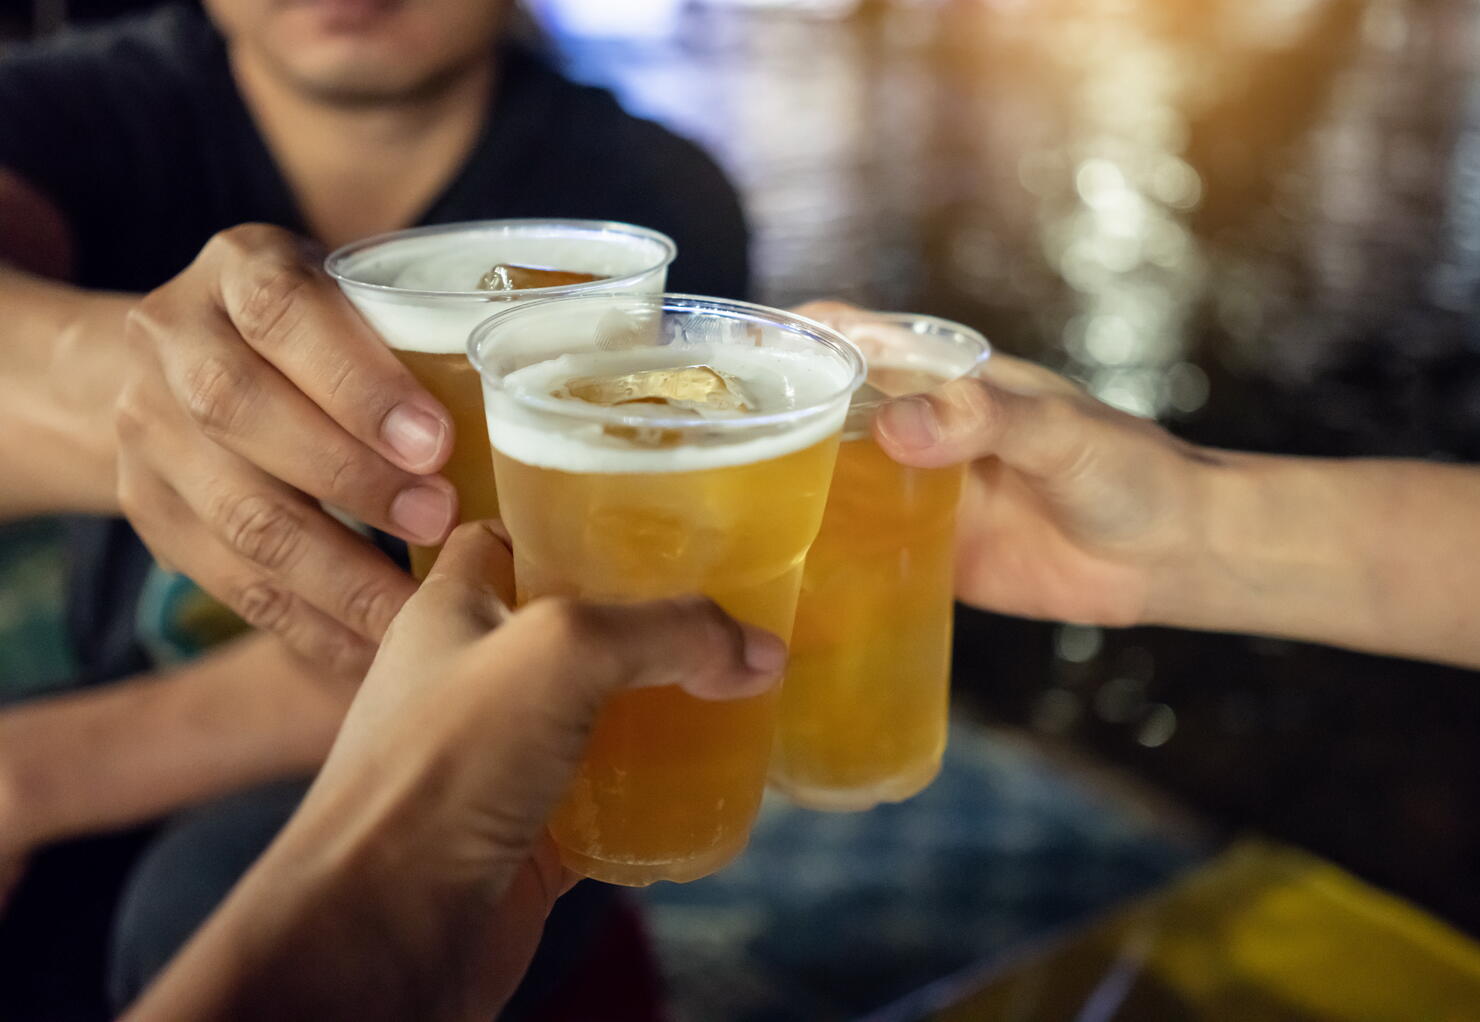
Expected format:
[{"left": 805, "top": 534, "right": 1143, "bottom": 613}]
[
  {"left": 469, "top": 293, "right": 865, "bottom": 884},
  {"left": 327, "top": 220, "right": 676, "bottom": 576}
]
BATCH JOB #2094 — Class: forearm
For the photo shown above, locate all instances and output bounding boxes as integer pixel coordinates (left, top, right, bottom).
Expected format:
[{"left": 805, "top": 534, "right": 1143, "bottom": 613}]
[
  {"left": 1160, "top": 455, "right": 1480, "bottom": 668},
  {"left": 0, "top": 636, "right": 350, "bottom": 853},
  {"left": 0, "top": 261, "right": 136, "bottom": 519},
  {"left": 125, "top": 779, "right": 503, "bottom": 1022}
]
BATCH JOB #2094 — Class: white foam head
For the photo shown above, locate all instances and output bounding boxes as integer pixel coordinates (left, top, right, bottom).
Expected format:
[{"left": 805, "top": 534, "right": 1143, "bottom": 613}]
[
  {"left": 471, "top": 295, "right": 866, "bottom": 474},
  {"left": 326, "top": 220, "right": 676, "bottom": 354}
]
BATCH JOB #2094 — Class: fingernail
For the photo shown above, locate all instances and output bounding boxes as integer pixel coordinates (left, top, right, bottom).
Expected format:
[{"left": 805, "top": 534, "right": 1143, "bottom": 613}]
[
  {"left": 878, "top": 396, "right": 940, "bottom": 449},
  {"left": 390, "top": 484, "right": 455, "bottom": 544},
  {"left": 740, "top": 625, "right": 788, "bottom": 676},
  {"left": 382, "top": 404, "right": 447, "bottom": 471}
]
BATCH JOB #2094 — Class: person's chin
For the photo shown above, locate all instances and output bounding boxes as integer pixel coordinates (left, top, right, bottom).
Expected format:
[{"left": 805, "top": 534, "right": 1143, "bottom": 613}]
[{"left": 285, "top": 56, "right": 431, "bottom": 102}]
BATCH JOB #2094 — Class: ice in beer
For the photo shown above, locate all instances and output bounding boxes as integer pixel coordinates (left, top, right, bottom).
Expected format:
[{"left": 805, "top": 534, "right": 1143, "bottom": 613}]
[
  {"left": 470, "top": 294, "right": 864, "bottom": 885},
  {"left": 771, "top": 312, "right": 990, "bottom": 811},
  {"left": 327, "top": 220, "right": 676, "bottom": 576}
]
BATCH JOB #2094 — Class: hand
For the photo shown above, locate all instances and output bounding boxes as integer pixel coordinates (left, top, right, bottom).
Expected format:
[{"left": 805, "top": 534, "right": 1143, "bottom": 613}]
[
  {"left": 113, "top": 224, "right": 459, "bottom": 673},
  {"left": 794, "top": 301, "right": 1215, "bottom": 629},
  {"left": 130, "top": 522, "right": 787, "bottom": 1020},
  {"left": 876, "top": 351, "right": 1216, "bottom": 627}
]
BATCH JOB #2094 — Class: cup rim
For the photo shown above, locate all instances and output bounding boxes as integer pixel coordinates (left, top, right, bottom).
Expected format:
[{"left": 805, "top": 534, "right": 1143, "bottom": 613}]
[
  {"left": 836, "top": 311, "right": 992, "bottom": 413},
  {"left": 467, "top": 292, "right": 868, "bottom": 432},
  {"left": 324, "top": 219, "right": 679, "bottom": 302}
]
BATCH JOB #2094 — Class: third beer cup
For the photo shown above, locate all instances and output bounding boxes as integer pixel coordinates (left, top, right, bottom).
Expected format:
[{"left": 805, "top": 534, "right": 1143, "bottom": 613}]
[
  {"left": 771, "top": 311, "right": 990, "bottom": 811},
  {"left": 469, "top": 293, "right": 865, "bottom": 885},
  {"left": 326, "top": 219, "right": 676, "bottom": 577}
]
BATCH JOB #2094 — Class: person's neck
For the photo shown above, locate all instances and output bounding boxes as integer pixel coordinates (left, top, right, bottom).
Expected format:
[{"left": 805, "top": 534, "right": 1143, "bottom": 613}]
[{"left": 231, "top": 49, "right": 496, "bottom": 248}]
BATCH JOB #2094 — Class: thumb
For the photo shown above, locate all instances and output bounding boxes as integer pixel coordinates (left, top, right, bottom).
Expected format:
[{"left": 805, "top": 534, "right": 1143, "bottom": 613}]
[
  {"left": 451, "top": 596, "right": 784, "bottom": 828},
  {"left": 874, "top": 376, "right": 1090, "bottom": 479},
  {"left": 576, "top": 595, "right": 787, "bottom": 701},
  {"left": 508, "top": 595, "right": 786, "bottom": 722},
  {"left": 398, "top": 521, "right": 516, "bottom": 641}
]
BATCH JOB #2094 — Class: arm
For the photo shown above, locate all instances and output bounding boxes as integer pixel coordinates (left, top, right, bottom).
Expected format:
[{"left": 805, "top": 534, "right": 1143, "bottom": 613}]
[
  {"left": 0, "top": 169, "right": 135, "bottom": 519},
  {"left": 127, "top": 524, "right": 784, "bottom": 1021},
  {"left": 1176, "top": 454, "right": 1480, "bottom": 668},
  {"left": 0, "top": 634, "right": 353, "bottom": 862},
  {"left": 3, "top": 165, "right": 453, "bottom": 667},
  {"left": 787, "top": 303, "right": 1480, "bottom": 670}
]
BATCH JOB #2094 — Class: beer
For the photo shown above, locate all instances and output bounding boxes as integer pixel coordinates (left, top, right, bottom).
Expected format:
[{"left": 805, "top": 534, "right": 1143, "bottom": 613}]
[
  {"left": 326, "top": 220, "right": 677, "bottom": 576},
  {"left": 770, "top": 314, "right": 990, "bottom": 811},
  {"left": 388, "top": 349, "right": 500, "bottom": 577},
  {"left": 471, "top": 295, "right": 864, "bottom": 885}
]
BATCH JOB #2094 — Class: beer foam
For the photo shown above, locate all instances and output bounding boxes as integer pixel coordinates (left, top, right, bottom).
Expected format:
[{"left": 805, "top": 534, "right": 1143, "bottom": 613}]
[
  {"left": 334, "top": 228, "right": 670, "bottom": 354},
  {"left": 485, "top": 345, "right": 855, "bottom": 474}
]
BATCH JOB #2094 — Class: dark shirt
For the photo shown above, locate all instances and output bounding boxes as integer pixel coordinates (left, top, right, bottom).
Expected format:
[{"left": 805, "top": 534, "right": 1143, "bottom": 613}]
[{"left": 0, "top": 4, "right": 750, "bottom": 684}]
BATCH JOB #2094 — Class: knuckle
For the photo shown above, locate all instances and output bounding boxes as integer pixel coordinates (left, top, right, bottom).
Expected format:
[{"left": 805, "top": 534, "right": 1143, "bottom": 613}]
[
  {"left": 319, "top": 354, "right": 360, "bottom": 403},
  {"left": 114, "top": 463, "right": 146, "bottom": 521},
  {"left": 446, "top": 521, "right": 490, "bottom": 548},
  {"left": 214, "top": 491, "right": 306, "bottom": 571},
  {"left": 1038, "top": 393, "right": 1082, "bottom": 428},
  {"left": 122, "top": 299, "right": 165, "bottom": 349},
  {"left": 205, "top": 223, "right": 289, "bottom": 261},
  {"left": 525, "top": 595, "right": 591, "bottom": 639},
  {"left": 231, "top": 579, "right": 294, "bottom": 632},
  {"left": 691, "top": 598, "right": 745, "bottom": 666},
  {"left": 956, "top": 379, "right": 1000, "bottom": 425},
  {"left": 523, "top": 597, "right": 614, "bottom": 666},
  {"left": 1035, "top": 394, "right": 1095, "bottom": 476},
  {"left": 308, "top": 631, "right": 372, "bottom": 680},
  {"left": 932, "top": 379, "right": 999, "bottom": 439},
  {"left": 319, "top": 445, "right": 375, "bottom": 504},
  {"left": 183, "top": 355, "right": 256, "bottom": 437},
  {"left": 113, "top": 382, "right": 150, "bottom": 442},
  {"left": 236, "top": 259, "right": 313, "bottom": 350},
  {"left": 338, "top": 576, "right": 400, "bottom": 638}
]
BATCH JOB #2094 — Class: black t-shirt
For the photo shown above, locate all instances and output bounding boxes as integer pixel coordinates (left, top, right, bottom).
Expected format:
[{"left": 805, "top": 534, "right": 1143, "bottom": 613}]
[{"left": 0, "top": 5, "right": 750, "bottom": 684}]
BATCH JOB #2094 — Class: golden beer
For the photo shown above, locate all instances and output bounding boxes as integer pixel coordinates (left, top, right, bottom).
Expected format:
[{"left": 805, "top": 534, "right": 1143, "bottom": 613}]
[
  {"left": 471, "top": 295, "right": 864, "bottom": 885},
  {"left": 771, "top": 314, "right": 990, "bottom": 811},
  {"left": 327, "top": 220, "right": 677, "bottom": 576},
  {"left": 390, "top": 349, "right": 499, "bottom": 577}
]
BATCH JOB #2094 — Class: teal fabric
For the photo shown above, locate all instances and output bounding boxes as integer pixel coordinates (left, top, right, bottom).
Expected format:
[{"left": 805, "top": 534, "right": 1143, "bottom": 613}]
[{"left": 0, "top": 518, "right": 76, "bottom": 705}]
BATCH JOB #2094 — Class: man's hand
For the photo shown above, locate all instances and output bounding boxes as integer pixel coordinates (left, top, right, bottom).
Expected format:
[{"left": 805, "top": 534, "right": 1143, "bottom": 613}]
[
  {"left": 873, "top": 351, "right": 1214, "bottom": 628},
  {"left": 114, "top": 224, "right": 460, "bottom": 671},
  {"left": 793, "top": 300, "right": 1215, "bottom": 630},
  {"left": 128, "top": 522, "right": 786, "bottom": 1021},
  {"left": 824, "top": 301, "right": 1480, "bottom": 668}
]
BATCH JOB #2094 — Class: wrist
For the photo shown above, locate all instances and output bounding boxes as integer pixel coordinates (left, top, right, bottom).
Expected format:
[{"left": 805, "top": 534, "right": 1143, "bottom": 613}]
[
  {"left": 198, "top": 764, "right": 504, "bottom": 1019},
  {"left": 54, "top": 291, "right": 136, "bottom": 438},
  {"left": 1142, "top": 450, "right": 1361, "bottom": 642},
  {"left": 1140, "top": 448, "right": 1264, "bottom": 633}
]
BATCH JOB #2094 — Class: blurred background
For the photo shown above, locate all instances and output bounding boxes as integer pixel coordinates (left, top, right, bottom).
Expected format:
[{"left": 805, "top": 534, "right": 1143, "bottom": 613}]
[{"left": 3, "top": 0, "right": 1478, "bottom": 1018}]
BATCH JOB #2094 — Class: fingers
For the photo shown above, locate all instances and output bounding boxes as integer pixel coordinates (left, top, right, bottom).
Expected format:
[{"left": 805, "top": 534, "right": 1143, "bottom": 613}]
[
  {"left": 117, "top": 447, "right": 378, "bottom": 674},
  {"left": 519, "top": 595, "right": 787, "bottom": 707},
  {"left": 415, "top": 522, "right": 519, "bottom": 632},
  {"left": 202, "top": 225, "right": 454, "bottom": 474},
  {"left": 143, "top": 315, "right": 457, "bottom": 546},
  {"left": 874, "top": 375, "right": 1095, "bottom": 479},
  {"left": 976, "top": 351, "right": 1085, "bottom": 398},
  {"left": 130, "top": 233, "right": 459, "bottom": 548},
  {"left": 116, "top": 385, "right": 420, "bottom": 643}
]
